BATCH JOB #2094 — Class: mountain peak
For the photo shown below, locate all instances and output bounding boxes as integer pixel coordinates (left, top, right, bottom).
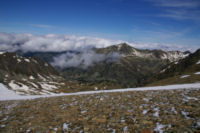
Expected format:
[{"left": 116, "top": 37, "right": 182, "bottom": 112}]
[
  {"left": 117, "top": 43, "right": 132, "bottom": 48},
  {"left": 116, "top": 43, "right": 136, "bottom": 55},
  {"left": 96, "top": 43, "right": 188, "bottom": 61}
]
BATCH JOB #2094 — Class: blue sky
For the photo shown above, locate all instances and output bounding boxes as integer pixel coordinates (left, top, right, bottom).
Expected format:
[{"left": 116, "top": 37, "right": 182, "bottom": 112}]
[{"left": 0, "top": 0, "right": 200, "bottom": 48}]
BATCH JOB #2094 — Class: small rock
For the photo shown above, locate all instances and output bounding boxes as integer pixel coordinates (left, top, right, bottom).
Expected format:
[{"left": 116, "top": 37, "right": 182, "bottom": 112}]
[{"left": 143, "top": 120, "right": 153, "bottom": 125}]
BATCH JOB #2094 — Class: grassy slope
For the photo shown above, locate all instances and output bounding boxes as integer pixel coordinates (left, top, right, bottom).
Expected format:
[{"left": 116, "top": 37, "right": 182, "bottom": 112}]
[
  {"left": 147, "top": 72, "right": 200, "bottom": 86},
  {"left": 57, "top": 80, "right": 122, "bottom": 93}
]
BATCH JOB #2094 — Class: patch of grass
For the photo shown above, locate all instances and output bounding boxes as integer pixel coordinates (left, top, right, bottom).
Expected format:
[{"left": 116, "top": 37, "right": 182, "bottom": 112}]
[
  {"left": 147, "top": 72, "right": 200, "bottom": 86},
  {"left": 57, "top": 80, "right": 122, "bottom": 93}
]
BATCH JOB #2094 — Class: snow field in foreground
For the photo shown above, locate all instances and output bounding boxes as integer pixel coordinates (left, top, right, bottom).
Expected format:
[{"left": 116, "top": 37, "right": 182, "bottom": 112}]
[{"left": 0, "top": 82, "right": 200, "bottom": 101}]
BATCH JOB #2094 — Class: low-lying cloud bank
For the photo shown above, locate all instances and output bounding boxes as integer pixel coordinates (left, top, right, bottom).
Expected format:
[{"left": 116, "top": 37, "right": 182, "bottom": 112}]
[
  {"left": 51, "top": 51, "right": 120, "bottom": 69},
  {"left": 0, "top": 32, "right": 198, "bottom": 52},
  {"left": 0, "top": 32, "right": 123, "bottom": 52}
]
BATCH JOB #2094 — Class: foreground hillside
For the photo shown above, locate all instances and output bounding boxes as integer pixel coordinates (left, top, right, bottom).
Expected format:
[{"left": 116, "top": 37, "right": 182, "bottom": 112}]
[{"left": 0, "top": 84, "right": 200, "bottom": 132}]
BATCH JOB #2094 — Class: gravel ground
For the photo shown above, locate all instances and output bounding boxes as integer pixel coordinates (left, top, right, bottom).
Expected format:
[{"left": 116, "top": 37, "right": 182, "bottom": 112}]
[{"left": 0, "top": 89, "right": 200, "bottom": 133}]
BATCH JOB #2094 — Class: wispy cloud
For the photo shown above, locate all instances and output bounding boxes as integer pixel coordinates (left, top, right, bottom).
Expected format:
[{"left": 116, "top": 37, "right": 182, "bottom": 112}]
[
  {"left": 29, "top": 24, "right": 55, "bottom": 29},
  {"left": 158, "top": 9, "right": 200, "bottom": 21},
  {"left": 147, "top": 0, "right": 200, "bottom": 21},
  {"left": 131, "top": 26, "right": 191, "bottom": 41},
  {"left": 152, "top": 0, "right": 200, "bottom": 8},
  {"left": 130, "top": 26, "right": 200, "bottom": 51}
]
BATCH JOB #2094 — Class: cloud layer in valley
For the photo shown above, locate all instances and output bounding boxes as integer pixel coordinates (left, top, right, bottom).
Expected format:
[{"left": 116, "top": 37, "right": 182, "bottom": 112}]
[
  {"left": 51, "top": 51, "right": 120, "bottom": 69},
  {"left": 0, "top": 32, "right": 123, "bottom": 52}
]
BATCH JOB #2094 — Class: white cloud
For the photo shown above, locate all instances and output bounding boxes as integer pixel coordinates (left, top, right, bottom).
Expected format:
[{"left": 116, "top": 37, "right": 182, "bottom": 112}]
[
  {"left": 152, "top": 0, "right": 200, "bottom": 8},
  {"left": 30, "top": 24, "right": 55, "bottom": 29},
  {"left": 0, "top": 32, "right": 123, "bottom": 52},
  {"left": 158, "top": 9, "right": 200, "bottom": 21},
  {"left": 0, "top": 32, "right": 198, "bottom": 52},
  {"left": 51, "top": 51, "right": 120, "bottom": 69},
  {"left": 147, "top": 0, "right": 200, "bottom": 21}
]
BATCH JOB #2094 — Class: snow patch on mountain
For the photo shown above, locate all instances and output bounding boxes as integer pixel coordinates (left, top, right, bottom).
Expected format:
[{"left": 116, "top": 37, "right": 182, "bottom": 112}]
[
  {"left": 7, "top": 79, "right": 61, "bottom": 95},
  {"left": 24, "top": 58, "right": 30, "bottom": 62},
  {"left": 37, "top": 74, "right": 47, "bottom": 81},
  {"left": 165, "top": 51, "right": 189, "bottom": 62},
  {"left": 116, "top": 44, "right": 188, "bottom": 62},
  {"left": 28, "top": 82, "right": 38, "bottom": 88},
  {"left": 132, "top": 50, "right": 152, "bottom": 58},
  {"left": 0, "top": 51, "right": 5, "bottom": 55},
  {"left": 17, "top": 58, "right": 21, "bottom": 63},
  {"left": 39, "top": 82, "right": 57, "bottom": 90},
  {"left": 9, "top": 80, "right": 30, "bottom": 93},
  {"left": 180, "top": 75, "right": 190, "bottom": 78},
  {"left": 29, "top": 76, "right": 35, "bottom": 80},
  {"left": 194, "top": 72, "right": 200, "bottom": 75}
]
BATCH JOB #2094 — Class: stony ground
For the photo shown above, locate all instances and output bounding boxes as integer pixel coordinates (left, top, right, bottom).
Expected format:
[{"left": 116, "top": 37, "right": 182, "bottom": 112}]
[{"left": 0, "top": 89, "right": 200, "bottom": 133}]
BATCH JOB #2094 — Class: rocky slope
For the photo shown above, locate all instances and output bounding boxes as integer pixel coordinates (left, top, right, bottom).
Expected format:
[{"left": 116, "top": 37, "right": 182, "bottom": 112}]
[
  {"left": 0, "top": 52, "right": 64, "bottom": 95},
  {"left": 96, "top": 43, "right": 189, "bottom": 62},
  {"left": 147, "top": 49, "right": 200, "bottom": 86}
]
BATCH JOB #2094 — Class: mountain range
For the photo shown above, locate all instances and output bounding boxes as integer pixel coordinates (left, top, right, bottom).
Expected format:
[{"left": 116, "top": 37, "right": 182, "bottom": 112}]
[
  {"left": 1, "top": 43, "right": 199, "bottom": 94},
  {"left": 1, "top": 43, "right": 197, "bottom": 94}
]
